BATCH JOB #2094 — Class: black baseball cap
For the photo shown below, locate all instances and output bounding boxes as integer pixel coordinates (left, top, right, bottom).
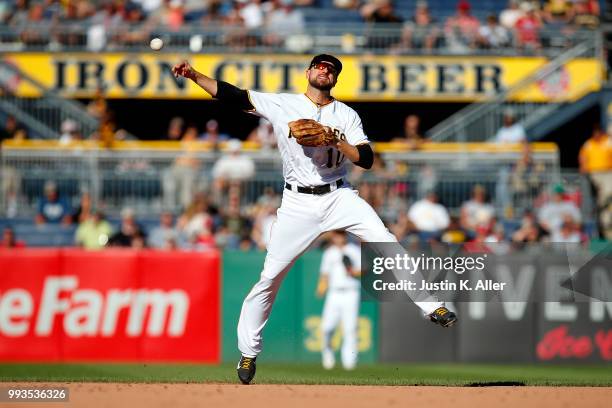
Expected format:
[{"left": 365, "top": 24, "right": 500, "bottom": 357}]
[{"left": 309, "top": 54, "right": 342, "bottom": 75}]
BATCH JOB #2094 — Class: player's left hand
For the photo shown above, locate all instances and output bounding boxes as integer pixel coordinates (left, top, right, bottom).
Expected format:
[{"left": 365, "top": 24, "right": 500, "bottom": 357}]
[{"left": 288, "top": 119, "right": 338, "bottom": 147}]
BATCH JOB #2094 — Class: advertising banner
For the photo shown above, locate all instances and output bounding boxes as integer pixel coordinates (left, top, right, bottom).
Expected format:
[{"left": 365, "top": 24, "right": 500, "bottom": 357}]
[
  {"left": 2, "top": 53, "right": 602, "bottom": 102},
  {"left": 0, "top": 249, "right": 220, "bottom": 362},
  {"left": 375, "top": 245, "right": 612, "bottom": 363}
]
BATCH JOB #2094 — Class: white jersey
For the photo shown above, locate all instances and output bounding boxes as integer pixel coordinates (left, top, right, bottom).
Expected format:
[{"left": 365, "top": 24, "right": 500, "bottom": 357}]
[
  {"left": 247, "top": 91, "right": 369, "bottom": 186},
  {"left": 320, "top": 243, "right": 361, "bottom": 291}
]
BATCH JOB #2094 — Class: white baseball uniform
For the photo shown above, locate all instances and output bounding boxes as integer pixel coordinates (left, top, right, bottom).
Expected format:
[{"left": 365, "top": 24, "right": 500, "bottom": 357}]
[
  {"left": 237, "top": 91, "right": 443, "bottom": 358},
  {"left": 320, "top": 242, "right": 361, "bottom": 370}
]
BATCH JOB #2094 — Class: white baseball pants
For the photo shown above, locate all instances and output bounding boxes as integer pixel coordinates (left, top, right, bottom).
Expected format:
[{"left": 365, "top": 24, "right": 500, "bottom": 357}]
[{"left": 237, "top": 186, "right": 442, "bottom": 358}]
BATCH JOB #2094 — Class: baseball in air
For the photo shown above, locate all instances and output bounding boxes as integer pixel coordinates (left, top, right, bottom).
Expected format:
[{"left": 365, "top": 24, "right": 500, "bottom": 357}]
[{"left": 150, "top": 38, "right": 163, "bottom": 51}]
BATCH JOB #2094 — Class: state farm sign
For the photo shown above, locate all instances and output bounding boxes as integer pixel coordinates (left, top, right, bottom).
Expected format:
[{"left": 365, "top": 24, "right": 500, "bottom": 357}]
[
  {"left": 0, "top": 249, "right": 220, "bottom": 362},
  {"left": 1, "top": 276, "right": 189, "bottom": 338}
]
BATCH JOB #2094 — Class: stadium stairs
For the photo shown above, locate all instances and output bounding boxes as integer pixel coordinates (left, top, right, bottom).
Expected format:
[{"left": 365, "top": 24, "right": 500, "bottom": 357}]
[{"left": 425, "top": 38, "right": 603, "bottom": 142}]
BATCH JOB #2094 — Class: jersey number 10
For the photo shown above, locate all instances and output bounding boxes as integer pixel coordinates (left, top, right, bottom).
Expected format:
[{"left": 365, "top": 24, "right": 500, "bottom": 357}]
[
  {"left": 326, "top": 128, "right": 346, "bottom": 168},
  {"left": 326, "top": 148, "right": 344, "bottom": 168}
]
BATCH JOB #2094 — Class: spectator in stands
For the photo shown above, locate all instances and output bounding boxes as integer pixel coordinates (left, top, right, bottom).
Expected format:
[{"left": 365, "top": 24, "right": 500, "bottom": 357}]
[
  {"left": 148, "top": 210, "right": 180, "bottom": 249},
  {"left": 499, "top": 0, "right": 524, "bottom": 29},
  {"left": 0, "top": 1, "right": 12, "bottom": 24},
  {"left": 572, "top": 0, "right": 599, "bottom": 29},
  {"left": 494, "top": 109, "right": 526, "bottom": 143},
  {"left": 251, "top": 200, "right": 277, "bottom": 250},
  {"left": 542, "top": 0, "right": 574, "bottom": 29},
  {"left": 86, "top": 88, "right": 109, "bottom": 121},
  {"left": 212, "top": 140, "right": 256, "bottom": 207},
  {"left": 514, "top": 2, "right": 542, "bottom": 51},
  {"left": 131, "top": 231, "right": 147, "bottom": 249},
  {"left": 1, "top": 165, "right": 19, "bottom": 219},
  {"left": 333, "top": 0, "right": 358, "bottom": 9},
  {"left": 392, "top": 114, "right": 424, "bottom": 149},
  {"left": 166, "top": 116, "right": 184, "bottom": 140},
  {"left": 15, "top": 1, "right": 49, "bottom": 46},
  {"left": 150, "top": 0, "right": 185, "bottom": 31},
  {"left": 199, "top": 119, "right": 230, "bottom": 146},
  {"left": 96, "top": 111, "right": 122, "bottom": 146},
  {"left": 1, "top": 117, "right": 22, "bottom": 219},
  {"left": 163, "top": 123, "right": 203, "bottom": 210},
  {"left": 247, "top": 118, "right": 276, "bottom": 149},
  {"left": 72, "top": 190, "right": 93, "bottom": 224},
  {"left": 484, "top": 222, "right": 510, "bottom": 247},
  {"left": 579, "top": 124, "right": 612, "bottom": 239},
  {"left": 219, "top": 189, "right": 252, "bottom": 249},
  {"left": 239, "top": 232, "right": 255, "bottom": 250},
  {"left": 238, "top": 0, "right": 264, "bottom": 30},
  {"left": 176, "top": 192, "right": 215, "bottom": 248},
  {"left": 7, "top": 0, "right": 28, "bottom": 27},
  {"left": 444, "top": 0, "right": 480, "bottom": 53},
  {"left": 263, "top": 0, "right": 305, "bottom": 47},
  {"left": 133, "top": 0, "right": 164, "bottom": 14},
  {"left": 57, "top": 0, "right": 91, "bottom": 47},
  {"left": 362, "top": 0, "right": 403, "bottom": 49},
  {"left": 399, "top": 1, "right": 440, "bottom": 52},
  {"left": 460, "top": 184, "right": 495, "bottom": 237},
  {"left": 87, "top": 1, "right": 122, "bottom": 51},
  {"left": 108, "top": 207, "right": 146, "bottom": 247},
  {"left": 202, "top": 0, "right": 225, "bottom": 24},
  {"left": 378, "top": 183, "right": 409, "bottom": 224},
  {"left": 441, "top": 216, "right": 468, "bottom": 244},
  {"left": 408, "top": 190, "right": 450, "bottom": 241},
  {"left": 512, "top": 210, "right": 544, "bottom": 243},
  {"left": 224, "top": 0, "right": 247, "bottom": 35},
  {"left": 361, "top": 0, "right": 402, "bottom": 24},
  {"left": 75, "top": 210, "right": 113, "bottom": 250},
  {"left": 537, "top": 184, "right": 581, "bottom": 236},
  {"left": 550, "top": 214, "right": 583, "bottom": 243},
  {"left": 183, "top": 0, "right": 208, "bottom": 19},
  {"left": 36, "top": 181, "right": 72, "bottom": 225},
  {"left": 477, "top": 15, "right": 511, "bottom": 49},
  {"left": 59, "top": 119, "right": 83, "bottom": 144},
  {"left": 1, "top": 226, "right": 26, "bottom": 248},
  {"left": 510, "top": 142, "right": 546, "bottom": 211},
  {"left": 1, "top": 115, "right": 27, "bottom": 141},
  {"left": 212, "top": 139, "right": 255, "bottom": 202},
  {"left": 117, "top": 3, "right": 154, "bottom": 46}
]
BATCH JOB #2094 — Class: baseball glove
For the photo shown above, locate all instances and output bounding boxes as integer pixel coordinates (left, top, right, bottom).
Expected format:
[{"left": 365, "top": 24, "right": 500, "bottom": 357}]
[
  {"left": 342, "top": 255, "right": 353, "bottom": 270},
  {"left": 288, "top": 119, "right": 337, "bottom": 147}
]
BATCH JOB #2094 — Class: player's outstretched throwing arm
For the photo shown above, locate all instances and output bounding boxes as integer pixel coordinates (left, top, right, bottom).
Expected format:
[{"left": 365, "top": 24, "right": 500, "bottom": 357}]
[{"left": 172, "top": 60, "right": 254, "bottom": 111}]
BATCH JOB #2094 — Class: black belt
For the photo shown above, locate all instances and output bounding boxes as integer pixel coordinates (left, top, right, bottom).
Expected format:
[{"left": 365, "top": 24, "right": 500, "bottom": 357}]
[{"left": 285, "top": 179, "right": 344, "bottom": 195}]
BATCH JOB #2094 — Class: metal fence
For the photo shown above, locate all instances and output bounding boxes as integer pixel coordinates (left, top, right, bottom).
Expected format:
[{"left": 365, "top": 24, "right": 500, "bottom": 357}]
[
  {"left": 0, "top": 23, "right": 601, "bottom": 57},
  {"left": 426, "top": 38, "right": 602, "bottom": 142},
  {"left": 0, "top": 145, "right": 592, "bottom": 224}
]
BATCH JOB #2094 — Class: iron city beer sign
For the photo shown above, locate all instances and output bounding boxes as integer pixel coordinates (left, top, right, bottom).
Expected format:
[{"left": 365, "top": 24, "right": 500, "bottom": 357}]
[{"left": 2, "top": 53, "right": 602, "bottom": 102}]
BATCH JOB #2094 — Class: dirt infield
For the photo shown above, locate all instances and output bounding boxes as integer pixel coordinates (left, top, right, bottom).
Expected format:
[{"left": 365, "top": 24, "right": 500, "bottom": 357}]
[{"left": 2, "top": 383, "right": 611, "bottom": 408}]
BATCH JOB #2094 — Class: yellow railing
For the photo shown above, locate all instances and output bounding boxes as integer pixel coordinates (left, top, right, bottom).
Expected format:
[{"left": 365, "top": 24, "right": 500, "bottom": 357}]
[{"left": 1, "top": 139, "right": 559, "bottom": 154}]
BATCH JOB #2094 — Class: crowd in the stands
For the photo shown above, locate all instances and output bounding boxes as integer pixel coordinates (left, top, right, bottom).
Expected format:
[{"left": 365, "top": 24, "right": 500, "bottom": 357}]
[{"left": 0, "top": 0, "right": 600, "bottom": 52}]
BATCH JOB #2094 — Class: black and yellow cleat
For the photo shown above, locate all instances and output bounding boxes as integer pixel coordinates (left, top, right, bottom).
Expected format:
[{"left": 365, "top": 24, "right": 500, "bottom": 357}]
[
  {"left": 237, "top": 356, "right": 257, "bottom": 385},
  {"left": 429, "top": 307, "right": 458, "bottom": 328}
]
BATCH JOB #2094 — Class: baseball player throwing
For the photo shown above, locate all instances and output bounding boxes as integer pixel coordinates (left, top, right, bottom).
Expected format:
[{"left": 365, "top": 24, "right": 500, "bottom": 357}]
[
  {"left": 317, "top": 230, "right": 361, "bottom": 370},
  {"left": 172, "top": 54, "right": 457, "bottom": 385}
]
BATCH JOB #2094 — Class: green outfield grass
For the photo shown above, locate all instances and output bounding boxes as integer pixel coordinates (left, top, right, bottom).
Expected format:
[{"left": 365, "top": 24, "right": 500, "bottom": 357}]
[{"left": 0, "top": 363, "right": 611, "bottom": 386}]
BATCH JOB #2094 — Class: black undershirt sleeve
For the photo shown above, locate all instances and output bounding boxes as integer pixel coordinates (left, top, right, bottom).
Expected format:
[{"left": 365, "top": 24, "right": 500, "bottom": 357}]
[
  {"left": 215, "top": 81, "right": 255, "bottom": 111},
  {"left": 354, "top": 143, "right": 374, "bottom": 169}
]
